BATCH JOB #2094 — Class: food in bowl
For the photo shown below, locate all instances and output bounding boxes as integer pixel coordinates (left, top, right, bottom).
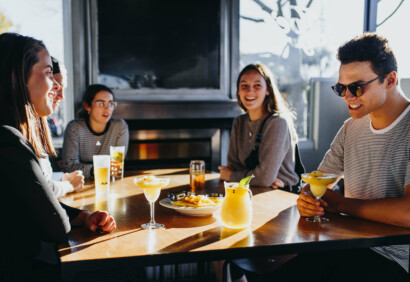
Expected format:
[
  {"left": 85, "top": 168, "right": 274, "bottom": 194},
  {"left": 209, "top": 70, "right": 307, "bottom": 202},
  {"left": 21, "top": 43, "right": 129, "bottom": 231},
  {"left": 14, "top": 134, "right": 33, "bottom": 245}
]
[{"left": 172, "top": 194, "right": 222, "bottom": 208}]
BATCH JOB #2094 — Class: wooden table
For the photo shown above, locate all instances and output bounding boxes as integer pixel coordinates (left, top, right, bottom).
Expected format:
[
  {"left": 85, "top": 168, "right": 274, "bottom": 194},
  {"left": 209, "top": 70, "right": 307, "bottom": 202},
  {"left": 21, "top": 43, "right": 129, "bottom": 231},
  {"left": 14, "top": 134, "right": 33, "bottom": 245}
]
[{"left": 58, "top": 168, "right": 410, "bottom": 280}]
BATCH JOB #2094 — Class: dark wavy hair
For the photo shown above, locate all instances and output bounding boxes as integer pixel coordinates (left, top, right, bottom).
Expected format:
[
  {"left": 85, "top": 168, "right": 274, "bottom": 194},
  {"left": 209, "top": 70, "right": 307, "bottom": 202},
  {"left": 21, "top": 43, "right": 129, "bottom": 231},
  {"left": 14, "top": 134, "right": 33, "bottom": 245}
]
[
  {"left": 236, "top": 64, "right": 298, "bottom": 142},
  {"left": 337, "top": 33, "right": 397, "bottom": 83},
  {"left": 77, "top": 84, "right": 115, "bottom": 119},
  {"left": 0, "top": 32, "right": 55, "bottom": 157},
  {"left": 51, "top": 56, "right": 67, "bottom": 87}
]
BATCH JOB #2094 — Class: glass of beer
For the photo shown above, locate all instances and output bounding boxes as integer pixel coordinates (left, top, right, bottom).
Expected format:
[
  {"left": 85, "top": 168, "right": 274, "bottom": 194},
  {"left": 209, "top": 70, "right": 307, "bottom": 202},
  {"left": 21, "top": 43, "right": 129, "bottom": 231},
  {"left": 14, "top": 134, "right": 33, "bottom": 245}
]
[
  {"left": 93, "top": 155, "right": 111, "bottom": 194},
  {"left": 189, "top": 160, "right": 205, "bottom": 194},
  {"left": 110, "top": 146, "right": 125, "bottom": 181}
]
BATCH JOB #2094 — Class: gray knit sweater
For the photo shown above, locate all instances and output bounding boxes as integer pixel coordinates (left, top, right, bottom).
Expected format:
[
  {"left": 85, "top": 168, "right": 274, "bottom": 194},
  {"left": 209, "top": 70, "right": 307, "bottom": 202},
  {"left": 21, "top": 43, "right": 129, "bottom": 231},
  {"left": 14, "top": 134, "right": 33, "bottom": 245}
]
[
  {"left": 228, "top": 113, "right": 299, "bottom": 187},
  {"left": 62, "top": 118, "right": 129, "bottom": 178}
]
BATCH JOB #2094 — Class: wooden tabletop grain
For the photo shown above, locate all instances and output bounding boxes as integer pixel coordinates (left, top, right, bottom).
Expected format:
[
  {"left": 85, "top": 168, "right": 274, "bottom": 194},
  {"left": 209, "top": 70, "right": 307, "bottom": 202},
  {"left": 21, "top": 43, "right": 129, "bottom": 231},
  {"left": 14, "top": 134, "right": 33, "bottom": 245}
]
[{"left": 58, "top": 168, "right": 410, "bottom": 277}]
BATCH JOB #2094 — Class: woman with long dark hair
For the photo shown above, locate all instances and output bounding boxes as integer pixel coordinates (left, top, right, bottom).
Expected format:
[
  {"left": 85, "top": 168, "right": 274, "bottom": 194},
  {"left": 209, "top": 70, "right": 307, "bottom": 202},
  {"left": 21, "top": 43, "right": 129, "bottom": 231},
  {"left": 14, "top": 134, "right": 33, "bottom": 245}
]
[
  {"left": 219, "top": 63, "right": 300, "bottom": 189},
  {"left": 0, "top": 33, "right": 116, "bottom": 280},
  {"left": 216, "top": 64, "right": 302, "bottom": 282}
]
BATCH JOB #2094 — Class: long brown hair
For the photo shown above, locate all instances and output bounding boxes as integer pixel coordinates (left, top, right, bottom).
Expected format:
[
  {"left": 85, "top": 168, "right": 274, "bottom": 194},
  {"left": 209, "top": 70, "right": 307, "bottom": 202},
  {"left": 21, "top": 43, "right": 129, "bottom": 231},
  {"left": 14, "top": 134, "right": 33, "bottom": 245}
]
[
  {"left": 236, "top": 64, "right": 298, "bottom": 142},
  {"left": 0, "top": 33, "right": 56, "bottom": 157}
]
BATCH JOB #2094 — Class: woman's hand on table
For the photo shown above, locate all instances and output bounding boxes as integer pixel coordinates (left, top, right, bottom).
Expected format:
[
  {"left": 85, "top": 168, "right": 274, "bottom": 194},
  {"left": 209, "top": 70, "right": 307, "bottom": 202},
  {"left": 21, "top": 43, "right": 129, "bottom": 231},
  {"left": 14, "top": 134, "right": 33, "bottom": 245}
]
[
  {"left": 271, "top": 178, "right": 284, "bottom": 189},
  {"left": 218, "top": 166, "right": 232, "bottom": 181},
  {"left": 296, "top": 185, "right": 327, "bottom": 217},
  {"left": 83, "top": 211, "right": 116, "bottom": 233},
  {"left": 63, "top": 170, "right": 85, "bottom": 192}
]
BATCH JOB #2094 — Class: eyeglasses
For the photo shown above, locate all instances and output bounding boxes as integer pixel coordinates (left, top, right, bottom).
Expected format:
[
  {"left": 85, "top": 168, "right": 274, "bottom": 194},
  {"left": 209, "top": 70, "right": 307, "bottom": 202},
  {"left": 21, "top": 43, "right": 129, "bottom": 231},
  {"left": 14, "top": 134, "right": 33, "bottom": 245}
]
[
  {"left": 95, "top": 101, "right": 118, "bottom": 109},
  {"left": 331, "top": 74, "right": 385, "bottom": 98}
]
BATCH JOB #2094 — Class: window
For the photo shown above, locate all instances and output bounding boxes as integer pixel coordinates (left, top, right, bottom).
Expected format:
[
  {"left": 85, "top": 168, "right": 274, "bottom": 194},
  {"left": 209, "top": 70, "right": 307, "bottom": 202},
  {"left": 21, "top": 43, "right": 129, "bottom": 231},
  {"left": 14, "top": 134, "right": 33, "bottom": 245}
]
[
  {"left": 0, "top": 0, "right": 68, "bottom": 138},
  {"left": 376, "top": 0, "right": 410, "bottom": 78},
  {"left": 239, "top": 0, "right": 364, "bottom": 140}
]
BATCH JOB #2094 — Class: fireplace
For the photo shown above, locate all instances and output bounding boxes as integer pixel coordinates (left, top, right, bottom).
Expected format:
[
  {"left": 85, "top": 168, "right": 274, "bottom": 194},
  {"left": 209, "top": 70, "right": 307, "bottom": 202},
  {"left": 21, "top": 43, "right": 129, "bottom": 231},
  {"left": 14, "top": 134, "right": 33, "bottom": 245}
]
[
  {"left": 113, "top": 100, "right": 242, "bottom": 172},
  {"left": 126, "top": 128, "right": 219, "bottom": 171}
]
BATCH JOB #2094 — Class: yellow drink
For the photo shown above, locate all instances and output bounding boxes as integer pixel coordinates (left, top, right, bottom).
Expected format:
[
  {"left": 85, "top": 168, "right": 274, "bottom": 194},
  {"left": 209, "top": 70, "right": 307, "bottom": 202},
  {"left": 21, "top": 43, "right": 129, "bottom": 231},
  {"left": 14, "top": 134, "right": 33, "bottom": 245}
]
[
  {"left": 110, "top": 146, "right": 125, "bottom": 180},
  {"left": 302, "top": 171, "right": 337, "bottom": 198},
  {"left": 143, "top": 187, "right": 161, "bottom": 202},
  {"left": 112, "top": 152, "right": 124, "bottom": 163},
  {"left": 134, "top": 175, "right": 170, "bottom": 202},
  {"left": 95, "top": 193, "right": 108, "bottom": 210},
  {"left": 221, "top": 183, "right": 252, "bottom": 229},
  {"left": 134, "top": 175, "right": 170, "bottom": 229},
  {"left": 93, "top": 155, "right": 111, "bottom": 194},
  {"left": 309, "top": 185, "right": 327, "bottom": 197},
  {"left": 95, "top": 167, "right": 110, "bottom": 193},
  {"left": 302, "top": 171, "right": 337, "bottom": 223}
]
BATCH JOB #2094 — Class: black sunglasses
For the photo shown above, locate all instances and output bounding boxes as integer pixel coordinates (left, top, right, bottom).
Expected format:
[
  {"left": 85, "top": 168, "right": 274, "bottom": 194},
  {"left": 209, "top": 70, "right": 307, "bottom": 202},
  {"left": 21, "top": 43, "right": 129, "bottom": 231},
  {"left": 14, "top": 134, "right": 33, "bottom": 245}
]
[{"left": 331, "top": 74, "right": 386, "bottom": 97}]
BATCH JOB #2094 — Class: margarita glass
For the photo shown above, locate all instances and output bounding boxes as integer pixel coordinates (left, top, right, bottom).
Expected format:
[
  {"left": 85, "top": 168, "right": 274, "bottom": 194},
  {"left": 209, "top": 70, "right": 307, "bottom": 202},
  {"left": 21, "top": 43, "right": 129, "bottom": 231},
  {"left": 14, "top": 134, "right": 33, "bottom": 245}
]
[
  {"left": 301, "top": 171, "right": 337, "bottom": 223},
  {"left": 134, "top": 175, "right": 170, "bottom": 229}
]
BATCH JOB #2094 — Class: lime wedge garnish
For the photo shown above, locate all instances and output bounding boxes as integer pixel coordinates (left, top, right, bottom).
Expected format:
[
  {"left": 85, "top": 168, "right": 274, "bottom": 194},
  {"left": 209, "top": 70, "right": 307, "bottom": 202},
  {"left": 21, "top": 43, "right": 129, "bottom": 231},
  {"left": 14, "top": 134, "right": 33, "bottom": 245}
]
[{"left": 239, "top": 174, "right": 254, "bottom": 187}]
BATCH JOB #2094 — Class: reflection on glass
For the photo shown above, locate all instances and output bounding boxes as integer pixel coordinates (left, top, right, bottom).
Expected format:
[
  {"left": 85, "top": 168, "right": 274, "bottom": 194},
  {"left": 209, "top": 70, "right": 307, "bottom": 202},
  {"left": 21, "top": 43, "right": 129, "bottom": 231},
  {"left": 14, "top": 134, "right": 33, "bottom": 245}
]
[
  {"left": 147, "top": 229, "right": 157, "bottom": 253},
  {"left": 97, "top": 0, "right": 220, "bottom": 90},
  {"left": 95, "top": 193, "right": 108, "bottom": 211}
]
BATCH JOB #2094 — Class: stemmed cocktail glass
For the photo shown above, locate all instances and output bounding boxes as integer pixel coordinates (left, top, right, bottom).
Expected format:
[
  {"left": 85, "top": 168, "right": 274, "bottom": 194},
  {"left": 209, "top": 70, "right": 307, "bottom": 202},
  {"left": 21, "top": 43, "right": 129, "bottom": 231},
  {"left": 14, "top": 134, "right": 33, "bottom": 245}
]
[
  {"left": 301, "top": 172, "right": 337, "bottom": 223},
  {"left": 134, "top": 176, "right": 170, "bottom": 229}
]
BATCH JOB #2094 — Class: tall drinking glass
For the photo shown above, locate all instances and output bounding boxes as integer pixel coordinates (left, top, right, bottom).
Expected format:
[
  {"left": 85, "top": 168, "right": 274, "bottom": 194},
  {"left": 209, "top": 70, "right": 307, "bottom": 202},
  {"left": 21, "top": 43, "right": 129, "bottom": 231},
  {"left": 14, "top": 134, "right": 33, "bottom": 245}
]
[
  {"left": 93, "top": 155, "right": 111, "bottom": 194},
  {"left": 134, "top": 176, "right": 170, "bottom": 229},
  {"left": 301, "top": 172, "right": 337, "bottom": 223},
  {"left": 110, "top": 146, "right": 125, "bottom": 181},
  {"left": 189, "top": 160, "right": 205, "bottom": 195}
]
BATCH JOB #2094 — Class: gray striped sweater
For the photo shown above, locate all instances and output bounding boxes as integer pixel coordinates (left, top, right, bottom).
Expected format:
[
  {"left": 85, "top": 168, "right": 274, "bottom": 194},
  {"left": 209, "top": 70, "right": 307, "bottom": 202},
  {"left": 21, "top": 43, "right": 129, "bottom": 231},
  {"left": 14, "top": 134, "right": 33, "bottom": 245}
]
[
  {"left": 62, "top": 118, "right": 129, "bottom": 178},
  {"left": 319, "top": 104, "right": 410, "bottom": 272}
]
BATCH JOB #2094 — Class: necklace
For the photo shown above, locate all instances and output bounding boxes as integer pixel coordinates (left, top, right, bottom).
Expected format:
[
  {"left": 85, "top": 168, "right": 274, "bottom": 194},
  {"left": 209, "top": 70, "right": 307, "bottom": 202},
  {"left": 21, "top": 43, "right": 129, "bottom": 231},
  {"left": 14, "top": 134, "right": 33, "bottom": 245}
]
[{"left": 247, "top": 120, "right": 256, "bottom": 145}]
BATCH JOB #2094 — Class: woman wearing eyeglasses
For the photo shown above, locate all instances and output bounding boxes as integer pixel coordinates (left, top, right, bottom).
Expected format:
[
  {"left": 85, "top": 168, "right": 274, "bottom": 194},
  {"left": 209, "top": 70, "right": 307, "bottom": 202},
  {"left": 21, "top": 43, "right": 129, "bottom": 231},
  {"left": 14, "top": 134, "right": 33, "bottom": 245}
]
[{"left": 62, "top": 84, "right": 129, "bottom": 178}]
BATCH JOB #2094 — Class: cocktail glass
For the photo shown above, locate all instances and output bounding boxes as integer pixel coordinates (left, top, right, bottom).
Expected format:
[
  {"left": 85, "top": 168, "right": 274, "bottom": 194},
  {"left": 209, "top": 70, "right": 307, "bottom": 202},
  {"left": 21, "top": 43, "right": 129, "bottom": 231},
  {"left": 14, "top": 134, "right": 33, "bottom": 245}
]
[
  {"left": 134, "top": 176, "right": 170, "bottom": 229},
  {"left": 301, "top": 172, "right": 337, "bottom": 223}
]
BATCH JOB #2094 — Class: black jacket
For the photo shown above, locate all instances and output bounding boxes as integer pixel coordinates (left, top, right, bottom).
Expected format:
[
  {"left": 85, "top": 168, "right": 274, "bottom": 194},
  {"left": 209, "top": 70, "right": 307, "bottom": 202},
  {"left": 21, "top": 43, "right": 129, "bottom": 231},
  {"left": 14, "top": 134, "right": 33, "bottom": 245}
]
[{"left": 0, "top": 125, "right": 80, "bottom": 280}]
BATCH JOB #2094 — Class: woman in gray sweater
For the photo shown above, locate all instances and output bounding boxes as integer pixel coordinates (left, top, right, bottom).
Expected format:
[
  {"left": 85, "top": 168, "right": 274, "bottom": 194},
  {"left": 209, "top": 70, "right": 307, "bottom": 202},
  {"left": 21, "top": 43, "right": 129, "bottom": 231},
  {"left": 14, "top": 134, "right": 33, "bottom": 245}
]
[
  {"left": 62, "top": 84, "right": 129, "bottom": 178},
  {"left": 219, "top": 64, "right": 299, "bottom": 188}
]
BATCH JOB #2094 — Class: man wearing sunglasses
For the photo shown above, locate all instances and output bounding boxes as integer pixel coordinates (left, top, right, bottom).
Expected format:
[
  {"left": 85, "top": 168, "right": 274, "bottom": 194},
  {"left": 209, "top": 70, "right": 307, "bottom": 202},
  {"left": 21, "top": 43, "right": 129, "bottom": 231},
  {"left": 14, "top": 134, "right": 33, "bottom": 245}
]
[{"left": 270, "top": 33, "right": 409, "bottom": 281}]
